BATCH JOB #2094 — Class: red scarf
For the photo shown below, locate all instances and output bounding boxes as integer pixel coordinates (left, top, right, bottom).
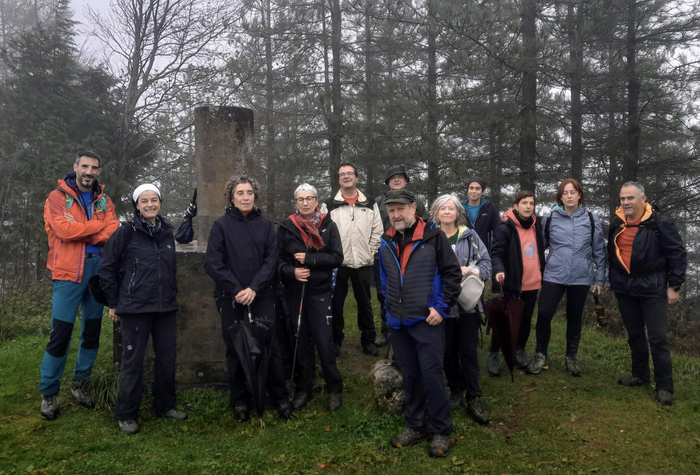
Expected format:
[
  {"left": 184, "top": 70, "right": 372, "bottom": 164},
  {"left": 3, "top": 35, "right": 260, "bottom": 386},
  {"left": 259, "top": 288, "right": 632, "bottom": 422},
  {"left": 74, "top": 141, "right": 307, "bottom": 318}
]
[{"left": 289, "top": 211, "right": 325, "bottom": 249}]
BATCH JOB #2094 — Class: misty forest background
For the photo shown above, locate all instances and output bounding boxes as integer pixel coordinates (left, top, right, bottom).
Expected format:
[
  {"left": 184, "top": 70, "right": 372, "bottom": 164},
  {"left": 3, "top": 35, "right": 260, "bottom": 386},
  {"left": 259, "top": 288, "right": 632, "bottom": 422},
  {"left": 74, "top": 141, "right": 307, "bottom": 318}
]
[{"left": 1, "top": 0, "right": 700, "bottom": 317}]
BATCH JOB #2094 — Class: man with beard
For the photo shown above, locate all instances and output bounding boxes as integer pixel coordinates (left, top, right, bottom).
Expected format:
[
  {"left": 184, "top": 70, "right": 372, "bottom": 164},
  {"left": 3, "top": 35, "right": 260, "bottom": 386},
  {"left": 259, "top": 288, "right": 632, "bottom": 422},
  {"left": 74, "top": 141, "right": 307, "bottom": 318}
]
[
  {"left": 379, "top": 190, "right": 462, "bottom": 458},
  {"left": 40, "top": 151, "right": 119, "bottom": 419}
]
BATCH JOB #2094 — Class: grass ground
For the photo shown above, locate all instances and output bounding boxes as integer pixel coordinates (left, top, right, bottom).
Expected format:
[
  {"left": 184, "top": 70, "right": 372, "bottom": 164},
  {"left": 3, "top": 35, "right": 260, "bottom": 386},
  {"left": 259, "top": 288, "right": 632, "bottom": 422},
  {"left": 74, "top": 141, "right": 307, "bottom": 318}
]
[{"left": 2, "top": 297, "right": 700, "bottom": 474}]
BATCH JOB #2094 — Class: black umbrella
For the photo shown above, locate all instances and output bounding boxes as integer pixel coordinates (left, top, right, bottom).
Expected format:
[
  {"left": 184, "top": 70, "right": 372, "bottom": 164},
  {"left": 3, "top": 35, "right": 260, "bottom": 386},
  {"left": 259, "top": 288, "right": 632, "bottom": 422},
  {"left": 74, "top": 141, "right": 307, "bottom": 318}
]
[
  {"left": 484, "top": 280, "right": 525, "bottom": 381},
  {"left": 228, "top": 309, "right": 274, "bottom": 425}
]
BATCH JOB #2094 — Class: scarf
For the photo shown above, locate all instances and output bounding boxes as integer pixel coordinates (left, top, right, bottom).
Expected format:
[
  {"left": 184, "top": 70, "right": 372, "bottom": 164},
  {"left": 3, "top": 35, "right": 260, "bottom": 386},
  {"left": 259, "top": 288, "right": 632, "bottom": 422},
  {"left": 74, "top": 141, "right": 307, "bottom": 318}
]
[
  {"left": 289, "top": 210, "right": 325, "bottom": 249},
  {"left": 513, "top": 209, "right": 534, "bottom": 229},
  {"left": 137, "top": 212, "right": 161, "bottom": 235}
]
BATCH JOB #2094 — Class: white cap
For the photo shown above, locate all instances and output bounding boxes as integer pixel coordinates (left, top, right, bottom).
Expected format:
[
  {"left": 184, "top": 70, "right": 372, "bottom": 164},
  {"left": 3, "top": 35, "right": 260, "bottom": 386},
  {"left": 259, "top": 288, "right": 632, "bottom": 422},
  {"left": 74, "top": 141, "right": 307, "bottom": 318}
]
[{"left": 132, "top": 183, "right": 161, "bottom": 202}]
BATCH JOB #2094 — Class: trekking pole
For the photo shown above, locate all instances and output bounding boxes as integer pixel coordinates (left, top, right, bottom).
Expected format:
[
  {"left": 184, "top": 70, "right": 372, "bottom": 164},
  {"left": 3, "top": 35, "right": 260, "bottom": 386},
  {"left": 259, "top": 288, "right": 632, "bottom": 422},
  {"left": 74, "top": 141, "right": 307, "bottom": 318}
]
[{"left": 290, "top": 283, "right": 306, "bottom": 393}]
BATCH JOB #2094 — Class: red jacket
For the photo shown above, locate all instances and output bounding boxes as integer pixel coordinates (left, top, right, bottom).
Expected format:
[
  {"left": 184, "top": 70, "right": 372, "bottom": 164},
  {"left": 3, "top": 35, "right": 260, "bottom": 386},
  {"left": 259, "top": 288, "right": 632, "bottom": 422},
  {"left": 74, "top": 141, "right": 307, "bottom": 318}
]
[{"left": 44, "top": 176, "right": 120, "bottom": 282}]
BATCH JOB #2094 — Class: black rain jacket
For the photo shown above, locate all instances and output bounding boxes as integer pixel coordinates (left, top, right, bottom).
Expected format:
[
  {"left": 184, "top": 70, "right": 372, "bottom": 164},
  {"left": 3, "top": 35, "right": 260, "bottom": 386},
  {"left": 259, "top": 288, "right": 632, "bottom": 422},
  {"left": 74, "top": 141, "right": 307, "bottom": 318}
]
[
  {"left": 204, "top": 207, "right": 278, "bottom": 299},
  {"left": 99, "top": 214, "right": 178, "bottom": 314},
  {"left": 608, "top": 204, "right": 686, "bottom": 298}
]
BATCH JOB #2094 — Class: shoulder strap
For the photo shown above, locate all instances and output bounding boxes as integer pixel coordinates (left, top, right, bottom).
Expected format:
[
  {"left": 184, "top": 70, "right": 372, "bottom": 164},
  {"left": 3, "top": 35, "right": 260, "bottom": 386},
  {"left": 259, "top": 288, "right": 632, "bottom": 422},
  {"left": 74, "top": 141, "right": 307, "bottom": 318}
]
[
  {"left": 588, "top": 211, "right": 595, "bottom": 245},
  {"left": 544, "top": 214, "right": 552, "bottom": 244},
  {"left": 65, "top": 192, "right": 75, "bottom": 210}
]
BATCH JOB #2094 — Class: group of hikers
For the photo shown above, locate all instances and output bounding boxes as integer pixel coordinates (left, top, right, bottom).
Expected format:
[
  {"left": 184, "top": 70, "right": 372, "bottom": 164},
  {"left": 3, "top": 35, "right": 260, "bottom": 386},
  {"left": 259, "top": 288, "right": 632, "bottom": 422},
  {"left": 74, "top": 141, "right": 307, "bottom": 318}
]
[{"left": 39, "top": 151, "right": 687, "bottom": 458}]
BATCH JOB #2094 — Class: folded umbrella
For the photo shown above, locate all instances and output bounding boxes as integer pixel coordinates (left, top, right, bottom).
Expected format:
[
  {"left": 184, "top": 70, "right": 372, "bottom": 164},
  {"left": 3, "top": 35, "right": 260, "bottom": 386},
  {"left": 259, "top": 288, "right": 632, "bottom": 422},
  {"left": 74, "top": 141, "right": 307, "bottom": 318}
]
[
  {"left": 228, "top": 313, "right": 274, "bottom": 424},
  {"left": 484, "top": 281, "right": 525, "bottom": 381}
]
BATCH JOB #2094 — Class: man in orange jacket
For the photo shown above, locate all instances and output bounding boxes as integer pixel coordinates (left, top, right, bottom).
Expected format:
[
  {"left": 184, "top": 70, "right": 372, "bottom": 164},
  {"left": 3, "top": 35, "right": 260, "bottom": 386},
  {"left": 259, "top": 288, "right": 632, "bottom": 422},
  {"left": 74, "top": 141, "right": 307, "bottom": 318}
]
[{"left": 39, "top": 151, "right": 119, "bottom": 419}]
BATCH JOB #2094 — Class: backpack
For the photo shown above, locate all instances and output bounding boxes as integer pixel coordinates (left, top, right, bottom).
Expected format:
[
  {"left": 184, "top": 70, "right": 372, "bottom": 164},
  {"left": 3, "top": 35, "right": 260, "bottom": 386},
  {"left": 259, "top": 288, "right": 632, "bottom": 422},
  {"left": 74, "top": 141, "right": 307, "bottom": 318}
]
[{"left": 544, "top": 209, "right": 596, "bottom": 247}]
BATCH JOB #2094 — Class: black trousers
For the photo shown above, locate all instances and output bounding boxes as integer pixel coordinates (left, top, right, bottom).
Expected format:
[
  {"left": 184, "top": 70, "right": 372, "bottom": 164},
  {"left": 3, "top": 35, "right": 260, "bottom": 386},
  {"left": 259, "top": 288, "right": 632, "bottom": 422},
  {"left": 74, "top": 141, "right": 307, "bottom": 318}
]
[
  {"left": 216, "top": 297, "right": 289, "bottom": 408},
  {"left": 616, "top": 293, "right": 673, "bottom": 393},
  {"left": 490, "top": 289, "right": 538, "bottom": 352},
  {"left": 115, "top": 311, "right": 177, "bottom": 421},
  {"left": 535, "top": 281, "right": 590, "bottom": 357},
  {"left": 391, "top": 320, "right": 453, "bottom": 436},
  {"left": 287, "top": 291, "right": 343, "bottom": 394},
  {"left": 444, "top": 311, "right": 482, "bottom": 398},
  {"left": 332, "top": 265, "right": 377, "bottom": 347},
  {"left": 373, "top": 256, "right": 390, "bottom": 337}
]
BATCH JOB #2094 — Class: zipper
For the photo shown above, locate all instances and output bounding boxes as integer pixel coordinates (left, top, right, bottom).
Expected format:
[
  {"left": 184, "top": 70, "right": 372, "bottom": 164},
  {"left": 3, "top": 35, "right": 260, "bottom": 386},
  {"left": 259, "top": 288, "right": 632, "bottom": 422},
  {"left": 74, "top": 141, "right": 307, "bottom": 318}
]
[{"left": 128, "top": 258, "right": 139, "bottom": 301}]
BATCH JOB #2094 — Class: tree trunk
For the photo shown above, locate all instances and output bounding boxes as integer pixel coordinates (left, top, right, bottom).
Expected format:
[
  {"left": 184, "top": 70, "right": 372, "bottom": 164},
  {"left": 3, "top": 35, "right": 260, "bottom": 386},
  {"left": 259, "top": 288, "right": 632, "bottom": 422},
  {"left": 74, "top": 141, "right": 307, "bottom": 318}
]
[
  {"left": 329, "top": 0, "right": 343, "bottom": 192},
  {"left": 519, "top": 0, "right": 537, "bottom": 192},
  {"left": 569, "top": 1, "right": 583, "bottom": 182},
  {"left": 625, "top": 0, "right": 640, "bottom": 181},
  {"left": 264, "top": 0, "right": 276, "bottom": 215},
  {"left": 426, "top": 1, "right": 439, "bottom": 203}
]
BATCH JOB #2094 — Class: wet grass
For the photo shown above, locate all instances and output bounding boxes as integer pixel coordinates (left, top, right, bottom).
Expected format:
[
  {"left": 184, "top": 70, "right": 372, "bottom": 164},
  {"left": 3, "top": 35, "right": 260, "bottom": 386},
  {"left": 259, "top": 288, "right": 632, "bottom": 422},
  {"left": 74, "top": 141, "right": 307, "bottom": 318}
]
[{"left": 2, "top": 299, "right": 700, "bottom": 474}]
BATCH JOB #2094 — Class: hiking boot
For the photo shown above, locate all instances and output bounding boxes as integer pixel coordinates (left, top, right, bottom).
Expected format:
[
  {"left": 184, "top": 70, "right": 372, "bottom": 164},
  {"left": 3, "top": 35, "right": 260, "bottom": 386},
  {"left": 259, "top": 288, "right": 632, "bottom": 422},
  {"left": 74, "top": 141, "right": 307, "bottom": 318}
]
[
  {"left": 565, "top": 355, "right": 582, "bottom": 377},
  {"left": 71, "top": 379, "right": 95, "bottom": 409},
  {"left": 429, "top": 434, "right": 451, "bottom": 458},
  {"left": 291, "top": 391, "right": 313, "bottom": 410},
  {"left": 363, "top": 343, "right": 379, "bottom": 357},
  {"left": 40, "top": 394, "right": 60, "bottom": 420},
  {"left": 374, "top": 334, "right": 390, "bottom": 348},
  {"left": 466, "top": 397, "right": 490, "bottom": 426},
  {"left": 515, "top": 348, "right": 529, "bottom": 369},
  {"left": 449, "top": 391, "right": 465, "bottom": 411},
  {"left": 277, "top": 401, "right": 293, "bottom": 420},
  {"left": 118, "top": 420, "right": 139, "bottom": 435},
  {"left": 328, "top": 392, "right": 343, "bottom": 412},
  {"left": 391, "top": 427, "right": 430, "bottom": 448},
  {"left": 527, "top": 352, "right": 547, "bottom": 374},
  {"left": 233, "top": 405, "right": 250, "bottom": 422},
  {"left": 487, "top": 352, "right": 500, "bottom": 377},
  {"left": 618, "top": 376, "right": 650, "bottom": 387},
  {"left": 656, "top": 389, "right": 673, "bottom": 406},
  {"left": 156, "top": 408, "right": 188, "bottom": 420}
]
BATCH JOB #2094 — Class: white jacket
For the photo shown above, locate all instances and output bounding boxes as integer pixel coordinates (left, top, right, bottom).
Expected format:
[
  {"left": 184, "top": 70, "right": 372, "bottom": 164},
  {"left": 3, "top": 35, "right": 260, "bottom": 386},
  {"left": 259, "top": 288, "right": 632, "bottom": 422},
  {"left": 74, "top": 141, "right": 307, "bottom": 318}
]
[{"left": 321, "top": 189, "right": 383, "bottom": 268}]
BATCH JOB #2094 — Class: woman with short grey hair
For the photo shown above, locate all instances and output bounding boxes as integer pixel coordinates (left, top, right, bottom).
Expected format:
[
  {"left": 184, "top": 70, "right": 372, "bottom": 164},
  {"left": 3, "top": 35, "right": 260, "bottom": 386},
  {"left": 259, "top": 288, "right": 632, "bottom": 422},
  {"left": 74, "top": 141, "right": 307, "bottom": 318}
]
[
  {"left": 277, "top": 183, "right": 345, "bottom": 412},
  {"left": 431, "top": 194, "right": 492, "bottom": 425}
]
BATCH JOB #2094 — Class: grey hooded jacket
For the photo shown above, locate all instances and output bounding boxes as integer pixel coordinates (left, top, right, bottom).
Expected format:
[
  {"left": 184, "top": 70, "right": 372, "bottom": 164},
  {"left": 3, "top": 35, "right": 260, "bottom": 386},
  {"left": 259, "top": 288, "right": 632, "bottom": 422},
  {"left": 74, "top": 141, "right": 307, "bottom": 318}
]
[{"left": 541, "top": 205, "right": 606, "bottom": 286}]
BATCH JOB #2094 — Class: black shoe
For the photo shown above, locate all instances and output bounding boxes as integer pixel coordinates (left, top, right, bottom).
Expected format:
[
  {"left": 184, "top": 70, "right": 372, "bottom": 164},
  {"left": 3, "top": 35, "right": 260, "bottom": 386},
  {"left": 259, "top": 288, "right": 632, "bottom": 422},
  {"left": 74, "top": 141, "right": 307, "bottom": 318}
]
[
  {"left": 466, "top": 397, "right": 490, "bottom": 426},
  {"left": 277, "top": 401, "right": 293, "bottom": 420},
  {"left": 40, "top": 394, "right": 60, "bottom": 420},
  {"left": 391, "top": 427, "right": 430, "bottom": 448},
  {"left": 156, "top": 408, "right": 188, "bottom": 420},
  {"left": 363, "top": 343, "right": 379, "bottom": 357},
  {"left": 291, "top": 391, "right": 313, "bottom": 410},
  {"left": 374, "top": 335, "right": 390, "bottom": 348},
  {"left": 656, "top": 389, "right": 673, "bottom": 406},
  {"left": 118, "top": 419, "right": 139, "bottom": 435},
  {"left": 618, "top": 376, "right": 650, "bottom": 387},
  {"left": 328, "top": 392, "right": 343, "bottom": 412},
  {"left": 233, "top": 405, "right": 250, "bottom": 422},
  {"left": 429, "top": 434, "right": 451, "bottom": 458},
  {"left": 565, "top": 355, "right": 582, "bottom": 377},
  {"left": 71, "top": 380, "right": 95, "bottom": 409},
  {"left": 449, "top": 391, "right": 465, "bottom": 411}
]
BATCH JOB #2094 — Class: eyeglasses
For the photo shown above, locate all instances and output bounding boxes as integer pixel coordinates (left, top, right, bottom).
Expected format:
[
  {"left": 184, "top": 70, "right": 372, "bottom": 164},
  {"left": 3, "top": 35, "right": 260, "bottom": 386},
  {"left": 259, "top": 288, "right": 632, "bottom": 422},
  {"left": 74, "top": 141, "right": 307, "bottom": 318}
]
[
  {"left": 338, "top": 172, "right": 355, "bottom": 178},
  {"left": 562, "top": 190, "right": 579, "bottom": 196},
  {"left": 295, "top": 196, "right": 317, "bottom": 204}
]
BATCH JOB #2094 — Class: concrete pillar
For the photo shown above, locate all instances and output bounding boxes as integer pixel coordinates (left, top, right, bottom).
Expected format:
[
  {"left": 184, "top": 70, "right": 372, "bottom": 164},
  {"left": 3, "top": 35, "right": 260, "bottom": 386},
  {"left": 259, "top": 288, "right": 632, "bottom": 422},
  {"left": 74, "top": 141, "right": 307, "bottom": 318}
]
[{"left": 195, "top": 106, "right": 254, "bottom": 244}]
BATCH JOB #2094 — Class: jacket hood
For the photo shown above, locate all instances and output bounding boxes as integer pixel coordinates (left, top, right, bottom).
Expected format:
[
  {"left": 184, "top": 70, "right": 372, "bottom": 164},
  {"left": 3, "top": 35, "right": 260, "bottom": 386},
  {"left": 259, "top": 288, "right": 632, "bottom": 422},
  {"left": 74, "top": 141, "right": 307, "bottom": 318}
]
[
  {"left": 503, "top": 208, "right": 537, "bottom": 229},
  {"left": 615, "top": 202, "right": 653, "bottom": 223},
  {"left": 332, "top": 188, "right": 370, "bottom": 206},
  {"left": 456, "top": 225, "right": 471, "bottom": 241},
  {"left": 59, "top": 171, "right": 103, "bottom": 198}
]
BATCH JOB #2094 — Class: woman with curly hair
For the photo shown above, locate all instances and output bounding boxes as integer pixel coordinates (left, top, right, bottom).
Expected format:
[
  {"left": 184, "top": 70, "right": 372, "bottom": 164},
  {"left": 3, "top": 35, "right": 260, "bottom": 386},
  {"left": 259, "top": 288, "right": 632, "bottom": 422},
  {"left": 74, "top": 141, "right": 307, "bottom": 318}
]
[{"left": 204, "top": 175, "right": 292, "bottom": 422}]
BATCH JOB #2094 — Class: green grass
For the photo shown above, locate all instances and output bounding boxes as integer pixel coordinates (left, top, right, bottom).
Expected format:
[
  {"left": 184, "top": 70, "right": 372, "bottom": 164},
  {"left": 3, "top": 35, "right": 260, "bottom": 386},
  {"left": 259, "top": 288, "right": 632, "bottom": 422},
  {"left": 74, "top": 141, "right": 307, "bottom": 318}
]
[{"left": 2, "top": 298, "right": 700, "bottom": 474}]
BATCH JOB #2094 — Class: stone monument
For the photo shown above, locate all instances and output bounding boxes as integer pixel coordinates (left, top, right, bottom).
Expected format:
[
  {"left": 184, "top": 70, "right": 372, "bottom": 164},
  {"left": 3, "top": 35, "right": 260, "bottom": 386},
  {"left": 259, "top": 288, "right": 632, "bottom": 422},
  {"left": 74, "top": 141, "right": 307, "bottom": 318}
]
[{"left": 172, "top": 106, "right": 254, "bottom": 388}]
